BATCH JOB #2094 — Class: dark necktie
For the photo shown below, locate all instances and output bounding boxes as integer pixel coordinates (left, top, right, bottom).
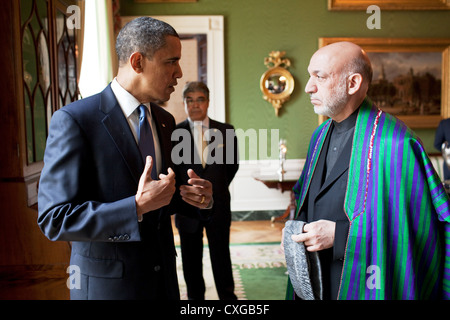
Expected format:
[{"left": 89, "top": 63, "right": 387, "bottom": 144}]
[{"left": 138, "top": 105, "right": 157, "bottom": 180}]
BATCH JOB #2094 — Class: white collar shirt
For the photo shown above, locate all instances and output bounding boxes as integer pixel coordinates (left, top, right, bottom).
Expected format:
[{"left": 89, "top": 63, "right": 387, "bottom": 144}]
[{"left": 110, "top": 78, "right": 162, "bottom": 175}]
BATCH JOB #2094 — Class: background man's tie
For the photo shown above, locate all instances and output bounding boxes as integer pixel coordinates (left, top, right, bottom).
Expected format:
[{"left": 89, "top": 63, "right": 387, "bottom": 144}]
[
  {"left": 194, "top": 122, "right": 207, "bottom": 168},
  {"left": 138, "top": 105, "right": 157, "bottom": 179},
  {"left": 202, "top": 135, "right": 207, "bottom": 168}
]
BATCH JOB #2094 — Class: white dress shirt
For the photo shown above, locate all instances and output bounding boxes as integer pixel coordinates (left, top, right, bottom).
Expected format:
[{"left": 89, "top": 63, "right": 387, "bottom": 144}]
[{"left": 110, "top": 78, "right": 162, "bottom": 175}]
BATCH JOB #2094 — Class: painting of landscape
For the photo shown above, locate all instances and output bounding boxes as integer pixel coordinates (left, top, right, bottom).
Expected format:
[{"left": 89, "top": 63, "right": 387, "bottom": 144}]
[{"left": 367, "top": 51, "right": 442, "bottom": 117}]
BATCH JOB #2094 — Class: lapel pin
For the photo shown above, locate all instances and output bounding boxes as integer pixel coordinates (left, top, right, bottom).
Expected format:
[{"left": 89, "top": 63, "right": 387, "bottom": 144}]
[{"left": 162, "top": 123, "right": 166, "bottom": 128}]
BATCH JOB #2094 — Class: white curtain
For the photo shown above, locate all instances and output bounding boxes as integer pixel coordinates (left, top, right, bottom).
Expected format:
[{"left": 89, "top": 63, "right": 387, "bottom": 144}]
[
  {"left": 79, "top": 0, "right": 117, "bottom": 98},
  {"left": 75, "top": 0, "right": 85, "bottom": 85}
]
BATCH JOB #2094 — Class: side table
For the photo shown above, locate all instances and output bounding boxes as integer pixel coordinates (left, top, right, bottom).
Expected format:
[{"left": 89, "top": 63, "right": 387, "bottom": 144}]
[{"left": 253, "top": 172, "right": 299, "bottom": 222}]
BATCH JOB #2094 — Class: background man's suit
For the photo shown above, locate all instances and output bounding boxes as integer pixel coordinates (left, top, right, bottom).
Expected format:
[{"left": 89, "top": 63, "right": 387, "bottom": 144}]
[
  {"left": 175, "top": 118, "right": 239, "bottom": 300},
  {"left": 434, "top": 118, "right": 450, "bottom": 180},
  {"left": 38, "top": 85, "right": 180, "bottom": 299}
]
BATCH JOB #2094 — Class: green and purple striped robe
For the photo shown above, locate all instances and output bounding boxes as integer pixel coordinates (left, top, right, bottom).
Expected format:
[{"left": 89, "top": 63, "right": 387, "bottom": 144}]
[{"left": 288, "top": 98, "right": 450, "bottom": 299}]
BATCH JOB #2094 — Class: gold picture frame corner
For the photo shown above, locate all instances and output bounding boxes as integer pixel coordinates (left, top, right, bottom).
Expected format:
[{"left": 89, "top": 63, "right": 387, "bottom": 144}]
[{"left": 328, "top": 0, "right": 450, "bottom": 10}]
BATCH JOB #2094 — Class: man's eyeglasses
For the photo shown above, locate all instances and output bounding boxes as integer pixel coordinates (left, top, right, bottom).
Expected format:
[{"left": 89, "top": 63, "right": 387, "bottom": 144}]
[{"left": 185, "top": 97, "right": 208, "bottom": 105}]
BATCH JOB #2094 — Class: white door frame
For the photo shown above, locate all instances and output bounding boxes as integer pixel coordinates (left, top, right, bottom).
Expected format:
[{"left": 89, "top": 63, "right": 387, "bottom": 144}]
[{"left": 121, "top": 15, "right": 226, "bottom": 123}]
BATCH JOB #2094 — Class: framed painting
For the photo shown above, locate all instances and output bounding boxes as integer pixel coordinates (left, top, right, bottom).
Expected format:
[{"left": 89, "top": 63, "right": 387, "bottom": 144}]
[
  {"left": 318, "top": 37, "right": 450, "bottom": 129},
  {"left": 328, "top": 0, "right": 450, "bottom": 10}
]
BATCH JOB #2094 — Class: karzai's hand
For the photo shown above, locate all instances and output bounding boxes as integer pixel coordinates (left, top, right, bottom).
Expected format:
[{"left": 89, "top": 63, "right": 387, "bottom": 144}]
[{"left": 290, "top": 219, "right": 336, "bottom": 252}]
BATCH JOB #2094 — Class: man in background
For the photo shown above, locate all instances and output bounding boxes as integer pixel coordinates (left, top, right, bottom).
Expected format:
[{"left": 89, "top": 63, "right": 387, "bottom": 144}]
[
  {"left": 434, "top": 118, "right": 450, "bottom": 180},
  {"left": 174, "top": 81, "right": 239, "bottom": 300}
]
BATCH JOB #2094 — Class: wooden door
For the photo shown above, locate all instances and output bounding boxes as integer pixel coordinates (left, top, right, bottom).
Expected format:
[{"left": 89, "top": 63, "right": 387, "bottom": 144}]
[{"left": 0, "top": 0, "right": 80, "bottom": 300}]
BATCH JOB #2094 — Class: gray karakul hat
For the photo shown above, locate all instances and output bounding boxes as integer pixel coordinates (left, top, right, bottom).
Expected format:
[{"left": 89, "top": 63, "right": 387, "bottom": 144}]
[{"left": 284, "top": 220, "right": 323, "bottom": 300}]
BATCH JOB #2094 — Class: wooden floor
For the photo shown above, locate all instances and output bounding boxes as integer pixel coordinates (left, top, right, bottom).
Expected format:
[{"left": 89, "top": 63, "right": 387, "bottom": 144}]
[
  {"left": 172, "top": 218, "right": 286, "bottom": 299},
  {"left": 229, "top": 219, "right": 284, "bottom": 244},
  {"left": 172, "top": 217, "right": 285, "bottom": 245}
]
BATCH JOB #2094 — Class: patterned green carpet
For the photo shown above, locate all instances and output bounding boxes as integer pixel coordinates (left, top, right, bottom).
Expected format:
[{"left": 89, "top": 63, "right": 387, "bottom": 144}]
[{"left": 176, "top": 243, "right": 288, "bottom": 300}]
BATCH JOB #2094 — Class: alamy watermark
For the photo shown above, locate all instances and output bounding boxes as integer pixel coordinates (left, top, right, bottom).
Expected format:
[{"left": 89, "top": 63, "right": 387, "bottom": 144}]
[
  {"left": 366, "top": 5, "right": 381, "bottom": 30},
  {"left": 67, "top": 4, "right": 381, "bottom": 31},
  {"left": 171, "top": 126, "right": 281, "bottom": 165},
  {"left": 66, "top": 5, "right": 81, "bottom": 30},
  {"left": 67, "top": 265, "right": 81, "bottom": 290},
  {"left": 67, "top": 263, "right": 382, "bottom": 291},
  {"left": 366, "top": 265, "right": 381, "bottom": 290}
]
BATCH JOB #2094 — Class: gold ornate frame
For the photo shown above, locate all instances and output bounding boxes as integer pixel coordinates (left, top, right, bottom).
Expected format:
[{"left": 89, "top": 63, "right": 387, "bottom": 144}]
[
  {"left": 260, "top": 51, "right": 295, "bottom": 116},
  {"left": 328, "top": 0, "right": 450, "bottom": 10},
  {"left": 318, "top": 37, "right": 450, "bottom": 129}
]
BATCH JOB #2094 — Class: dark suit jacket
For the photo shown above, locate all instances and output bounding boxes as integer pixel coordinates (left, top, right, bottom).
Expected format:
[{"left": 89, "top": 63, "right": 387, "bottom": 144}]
[
  {"left": 296, "top": 127, "right": 351, "bottom": 300},
  {"left": 174, "top": 118, "right": 239, "bottom": 232},
  {"left": 37, "top": 84, "right": 180, "bottom": 299}
]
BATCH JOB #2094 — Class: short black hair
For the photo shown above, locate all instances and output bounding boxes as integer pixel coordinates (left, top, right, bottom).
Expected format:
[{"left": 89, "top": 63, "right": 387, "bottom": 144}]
[
  {"left": 115, "top": 16, "right": 179, "bottom": 66},
  {"left": 182, "top": 81, "right": 210, "bottom": 100}
]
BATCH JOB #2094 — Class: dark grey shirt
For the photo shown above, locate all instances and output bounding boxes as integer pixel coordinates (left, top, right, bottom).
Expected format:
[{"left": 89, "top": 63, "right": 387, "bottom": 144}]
[{"left": 325, "top": 110, "right": 358, "bottom": 180}]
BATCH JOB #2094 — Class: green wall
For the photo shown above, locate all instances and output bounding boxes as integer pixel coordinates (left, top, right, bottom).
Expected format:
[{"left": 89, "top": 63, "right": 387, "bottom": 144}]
[{"left": 119, "top": 0, "right": 450, "bottom": 159}]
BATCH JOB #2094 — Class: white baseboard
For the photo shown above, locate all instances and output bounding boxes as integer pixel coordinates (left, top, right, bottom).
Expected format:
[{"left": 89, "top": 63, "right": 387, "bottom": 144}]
[{"left": 230, "top": 159, "right": 304, "bottom": 212}]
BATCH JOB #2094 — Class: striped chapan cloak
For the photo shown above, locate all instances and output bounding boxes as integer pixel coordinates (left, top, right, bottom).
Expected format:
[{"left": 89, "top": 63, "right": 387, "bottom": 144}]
[{"left": 287, "top": 98, "right": 450, "bottom": 299}]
